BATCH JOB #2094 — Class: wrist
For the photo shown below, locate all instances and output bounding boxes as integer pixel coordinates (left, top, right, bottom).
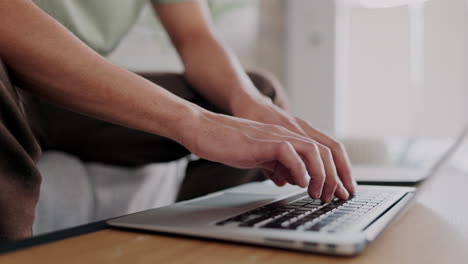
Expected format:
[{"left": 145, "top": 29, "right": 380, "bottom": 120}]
[
  {"left": 230, "top": 90, "right": 272, "bottom": 118},
  {"left": 175, "top": 106, "right": 223, "bottom": 155},
  {"left": 158, "top": 102, "right": 204, "bottom": 147}
]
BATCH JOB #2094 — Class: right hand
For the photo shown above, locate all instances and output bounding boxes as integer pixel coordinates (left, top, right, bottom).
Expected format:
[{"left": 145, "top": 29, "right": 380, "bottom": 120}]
[{"left": 181, "top": 110, "right": 351, "bottom": 202}]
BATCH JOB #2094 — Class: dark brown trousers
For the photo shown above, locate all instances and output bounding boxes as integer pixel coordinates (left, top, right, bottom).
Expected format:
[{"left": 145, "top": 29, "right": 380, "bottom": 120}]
[{"left": 0, "top": 59, "right": 278, "bottom": 241}]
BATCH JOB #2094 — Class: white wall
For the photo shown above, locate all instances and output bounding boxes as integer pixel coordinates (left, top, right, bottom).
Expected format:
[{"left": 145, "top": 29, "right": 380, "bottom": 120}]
[
  {"left": 108, "top": 1, "right": 259, "bottom": 72},
  {"left": 342, "top": 0, "right": 466, "bottom": 137},
  {"left": 108, "top": 0, "right": 466, "bottom": 139},
  {"left": 286, "top": 1, "right": 338, "bottom": 135}
]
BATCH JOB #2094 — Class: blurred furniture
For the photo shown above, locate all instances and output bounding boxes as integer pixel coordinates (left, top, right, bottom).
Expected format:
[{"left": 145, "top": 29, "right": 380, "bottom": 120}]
[
  {"left": 2, "top": 165, "right": 468, "bottom": 264},
  {"left": 33, "top": 151, "right": 187, "bottom": 236}
]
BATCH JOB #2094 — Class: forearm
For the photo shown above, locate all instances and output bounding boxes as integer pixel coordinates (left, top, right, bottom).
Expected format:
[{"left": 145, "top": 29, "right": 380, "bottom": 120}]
[
  {"left": 0, "top": 0, "right": 198, "bottom": 145},
  {"left": 178, "top": 35, "right": 270, "bottom": 114}
]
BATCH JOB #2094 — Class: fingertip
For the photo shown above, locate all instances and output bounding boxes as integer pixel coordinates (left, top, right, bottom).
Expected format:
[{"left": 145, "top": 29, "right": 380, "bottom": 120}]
[
  {"left": 308, "top": 183, "right": 322, "bottom": 199},
  {"left": 320, "top": 182, "right": 338, "bottom": 203},
  {"left": 345, "top": 179, "right": 358, "bottom": 194},
  {"left": 307, "top": 189, "right": 319, "bottom": 200},
  {"left": 274, "top": 181, "right": 287, "bottom": 187},
  {"left": 292, "top": 165, "right": 308, "bottom": 188},
  {"left": 335, "top": 184, "right": 350, "bottom": 200},
  {"left": 271, "top": 177, "right": 287, "bottom": 187},
  {"left": 268, "top": 175, "right": 288, "bottom": 187},
  {"left": 320, "top": 193, "right": 333, "bottom": 203},
  {"left": 340, "top": 173, "right": 357, "bottom": 194},
  {"left": 298, "top": 174, "right": 309, "bottom": 188}
]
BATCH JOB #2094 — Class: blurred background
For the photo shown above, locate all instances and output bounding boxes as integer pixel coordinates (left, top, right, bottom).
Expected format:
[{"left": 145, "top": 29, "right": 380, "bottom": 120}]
[
  {"left": 34, "top": 0, "right": 468, "bottom": 236},
  {"left": 110, "top": 0, "right": 466, "bottom": 136},
  {"left": 109, "top": 0, "right": 467, "bottom": 164}
]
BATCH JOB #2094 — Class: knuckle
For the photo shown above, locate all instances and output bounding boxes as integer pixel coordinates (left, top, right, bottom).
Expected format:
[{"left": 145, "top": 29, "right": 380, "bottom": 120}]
[
  {"left": 319, "top": 145, "right": 333, "bottom": 156},
  {"left": 330, "top": 139, "right": 345, "bottom": 152},
  {"left": 278, "top": 141, "right": 291, "bottom": 149},
  {"left": 276, "top": 141, "right": 293, "bottom": 155},
  {"left": 307, "top": 142, "right": 320, "bottom": 153},
  {"left": 304, "top": 144, "right": 322, "bottom": 162}
]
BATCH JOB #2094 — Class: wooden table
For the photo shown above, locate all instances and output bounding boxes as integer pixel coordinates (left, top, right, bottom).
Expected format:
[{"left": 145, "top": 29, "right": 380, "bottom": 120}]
[{"left": 2, "top": 168, "right": 468, "bottom": 264}]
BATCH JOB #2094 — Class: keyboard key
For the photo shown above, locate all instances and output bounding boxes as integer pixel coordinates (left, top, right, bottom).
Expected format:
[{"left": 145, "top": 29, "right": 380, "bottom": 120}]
[
  {"left": 239, "top": 215, "right": 273, "bottom": 227},
  {"left": 336, "top": 208, "right": 354, "bottom": 212},
  {"left": 217, "top": 190, "right": 392, "bottom": 232},
  {"left": 307, "top": 221, "right": 329, "bottom": 231},
  {"left": 261, "top": 222, "right": 283, "bottom": 229},
  {"left": 288, "top": 219, "right": 312, "bottom": 229},
  {"left": 323, "top": 204, "right": 340, "bottom": 209}
]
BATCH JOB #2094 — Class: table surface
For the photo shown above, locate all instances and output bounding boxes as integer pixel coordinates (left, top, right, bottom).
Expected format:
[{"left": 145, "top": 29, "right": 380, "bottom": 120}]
[{"left": 2, "top": 168, "right": 468, "bottom": 264}]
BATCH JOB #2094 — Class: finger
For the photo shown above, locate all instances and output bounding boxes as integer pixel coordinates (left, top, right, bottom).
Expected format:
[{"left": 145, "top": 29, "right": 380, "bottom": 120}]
[
  {"left": 318, "top": 145, "right": 349, "bottom": 201},
  {"left": 262, "top": 169, "right": 286, "bottom": 187},
  {"left": 297, "top": 143, "right": 326, "bottom": 199},
  {"left": 262, "top": 161, "right": 297, "bottom": 186},
  {"left": 263, "top": 135, "right": 326, "bottom": 198},
  {"left": 253, "top": 141, "right": 308, "bottom": 187},
  {"left": 330, "top": 142, "right": 355, "bottom": 193},
  {"left": 251, "top": 125, "right": 328, "bottom": 190},
  {"left": 317, "top": 149, "right": 337, "bottom": 202},
  {"left": 273, "top": 142, "right": 308, "bottom": 187},
  {"left": 271, "top": 164, "right": 297, "bottom": 186},
  {"left": 335, "top": 182, "right": 349, "bottom": 200},
  {"left": 297, "top": 118, "right": 356, "bottom": 193}
]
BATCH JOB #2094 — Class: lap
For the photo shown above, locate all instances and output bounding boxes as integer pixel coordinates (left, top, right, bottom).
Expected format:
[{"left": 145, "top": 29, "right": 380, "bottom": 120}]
[{"left": 21, "top": 71, "right": 275, "bottom": 199}]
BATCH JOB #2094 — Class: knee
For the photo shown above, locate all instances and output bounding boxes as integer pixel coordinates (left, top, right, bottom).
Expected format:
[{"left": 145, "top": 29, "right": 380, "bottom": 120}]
[
  {"left": 247, "top": 70, "right": 278, "bottom": 100},
  {"left": 247, "top": 70, "right": 288, "bottom": 109}
]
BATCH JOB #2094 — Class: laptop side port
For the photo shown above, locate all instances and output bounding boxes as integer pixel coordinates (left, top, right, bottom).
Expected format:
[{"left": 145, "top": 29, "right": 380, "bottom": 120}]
[
  {"left": 303, "top": 241, "right": 318, "bottom": 249},
  {"left": 264, "top": 238, "right": 294, "bottom": 245},
  {"left": 327, "top": 244, "right": 337, "bottom": 249}
]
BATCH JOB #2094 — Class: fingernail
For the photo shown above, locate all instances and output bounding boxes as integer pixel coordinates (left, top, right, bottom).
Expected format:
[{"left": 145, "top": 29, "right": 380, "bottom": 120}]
[
  {"left": 303, "top": 177, "right": 309, "bottom": 188},
  {"left": 340, "top": 185, "right": 349, "bottom": 199},
  {"left": 313, "top": 188, "right": 322, "bottom": 199},
  {"left": 300, "top": 174, "right": 309, "bottom": 188}
]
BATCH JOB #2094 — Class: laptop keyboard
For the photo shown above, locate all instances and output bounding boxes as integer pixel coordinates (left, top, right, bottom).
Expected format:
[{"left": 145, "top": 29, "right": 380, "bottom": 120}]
[{"left": 216, "top": 190, "right": 394, "bottom": 233}]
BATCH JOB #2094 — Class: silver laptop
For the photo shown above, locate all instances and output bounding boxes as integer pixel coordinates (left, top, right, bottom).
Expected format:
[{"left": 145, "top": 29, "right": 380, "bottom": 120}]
[
  {"left": 108, "top": 125, "right": 468, "bottom": 256},
  {"left": 353, "top": 137, "right": 456, "bottom": 185}
]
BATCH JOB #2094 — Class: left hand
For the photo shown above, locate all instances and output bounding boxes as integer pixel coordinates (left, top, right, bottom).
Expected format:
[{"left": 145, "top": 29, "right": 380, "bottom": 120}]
[{"left": 233, "top": 96, "right": 357, "bottom": 202}]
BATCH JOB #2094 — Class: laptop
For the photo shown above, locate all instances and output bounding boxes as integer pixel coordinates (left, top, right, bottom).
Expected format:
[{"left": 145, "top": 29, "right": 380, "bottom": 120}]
[
  {"left": 108, "top": 124, "right": 468, "bottom": 256},
  {"left": 354, "top": 137, "right": 457, "bottom": 185}
]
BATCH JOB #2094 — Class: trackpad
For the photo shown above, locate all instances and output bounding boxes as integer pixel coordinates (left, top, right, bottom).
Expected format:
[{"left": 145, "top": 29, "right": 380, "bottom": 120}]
[{"left": 187, "top": 193, "right": 275, "bottom": 209}]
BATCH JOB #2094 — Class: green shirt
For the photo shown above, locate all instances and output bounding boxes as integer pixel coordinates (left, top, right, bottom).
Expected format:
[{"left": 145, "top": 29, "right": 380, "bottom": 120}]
[{"left": 33, "top": 0, "right": 186, "bottom": 56}]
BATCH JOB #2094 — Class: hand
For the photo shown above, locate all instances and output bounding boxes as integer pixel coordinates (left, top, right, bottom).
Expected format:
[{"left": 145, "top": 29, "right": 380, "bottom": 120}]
[
  {"left": 182, "top": 109, "right": 354, "bottom": 202},
  {"left": 232, "top": 97, "right": 356, "bottom": 202}
]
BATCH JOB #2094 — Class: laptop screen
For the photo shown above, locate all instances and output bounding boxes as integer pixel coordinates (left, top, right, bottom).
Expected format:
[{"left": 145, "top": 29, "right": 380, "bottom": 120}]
[
  {"left": 351, "top": 125, "right": 468, "bottom": 183},
  {"left": 440, "top": 126, "right": 468, "bottom": 175}
]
